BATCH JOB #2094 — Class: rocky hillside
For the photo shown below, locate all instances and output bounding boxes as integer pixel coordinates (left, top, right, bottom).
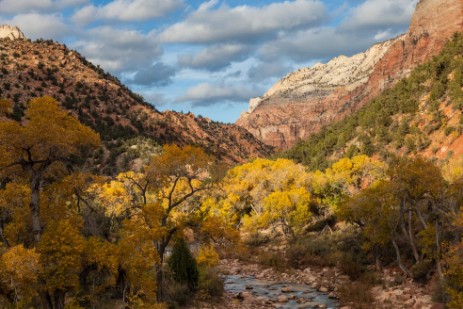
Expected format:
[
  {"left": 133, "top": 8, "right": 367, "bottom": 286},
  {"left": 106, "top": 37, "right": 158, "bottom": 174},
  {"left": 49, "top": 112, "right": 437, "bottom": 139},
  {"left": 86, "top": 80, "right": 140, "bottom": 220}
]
[
  {"left": 284, "top": 33, "right": 463, "bottom": 170},
  {"left": 238, "top": 0, "right": 463, "bottom": 149},
  {"left": 238, "top": 37, "right": 400, "bottom": 148},
  {"left": 0, "top": 26, "right": 272, "bottom": 173}
]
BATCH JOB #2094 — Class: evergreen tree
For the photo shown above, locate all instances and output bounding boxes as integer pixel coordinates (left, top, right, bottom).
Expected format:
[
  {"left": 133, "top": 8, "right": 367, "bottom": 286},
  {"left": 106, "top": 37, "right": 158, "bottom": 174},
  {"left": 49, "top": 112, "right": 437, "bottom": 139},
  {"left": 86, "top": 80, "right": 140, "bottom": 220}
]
[{"left": 168, "top": 238, "right": 199, "bottom": 292}]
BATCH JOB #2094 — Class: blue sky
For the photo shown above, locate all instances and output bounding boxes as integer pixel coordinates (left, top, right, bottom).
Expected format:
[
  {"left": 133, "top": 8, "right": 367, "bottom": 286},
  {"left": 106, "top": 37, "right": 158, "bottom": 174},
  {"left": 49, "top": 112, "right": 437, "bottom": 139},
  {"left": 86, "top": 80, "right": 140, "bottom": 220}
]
[{"left": 0, "top": 0, "right": 418, "bottom": 123}]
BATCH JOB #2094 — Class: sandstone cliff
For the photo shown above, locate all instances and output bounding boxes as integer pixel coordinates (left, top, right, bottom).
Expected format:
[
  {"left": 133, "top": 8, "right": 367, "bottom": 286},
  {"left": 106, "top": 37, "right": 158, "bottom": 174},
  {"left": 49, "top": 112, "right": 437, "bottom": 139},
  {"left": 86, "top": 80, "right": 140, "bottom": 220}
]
[{"left": 238, "top": 0, "right": 463, "bottom": 149}]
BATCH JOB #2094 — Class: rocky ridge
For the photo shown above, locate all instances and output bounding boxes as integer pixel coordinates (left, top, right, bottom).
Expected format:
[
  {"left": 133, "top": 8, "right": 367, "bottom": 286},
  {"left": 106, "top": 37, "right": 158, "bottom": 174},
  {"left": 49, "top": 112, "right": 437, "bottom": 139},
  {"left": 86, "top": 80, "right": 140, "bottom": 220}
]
[
  {"left": 0, "top": 25, "right": 24, "bottom": 40},
  {"left": 0, "top": 28, "right": 272, "bottom": 172},
  {"left": 238, "top": 0, "right": 463, "bottom": 149}
]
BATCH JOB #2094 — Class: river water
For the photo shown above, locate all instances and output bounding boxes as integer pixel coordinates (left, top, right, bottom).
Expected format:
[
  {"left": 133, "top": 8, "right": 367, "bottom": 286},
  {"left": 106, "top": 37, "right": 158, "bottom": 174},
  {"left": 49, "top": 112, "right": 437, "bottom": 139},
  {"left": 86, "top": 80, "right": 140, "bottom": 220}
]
[{"left": 224, "top": 274, "right": 338, "bottom": 308}]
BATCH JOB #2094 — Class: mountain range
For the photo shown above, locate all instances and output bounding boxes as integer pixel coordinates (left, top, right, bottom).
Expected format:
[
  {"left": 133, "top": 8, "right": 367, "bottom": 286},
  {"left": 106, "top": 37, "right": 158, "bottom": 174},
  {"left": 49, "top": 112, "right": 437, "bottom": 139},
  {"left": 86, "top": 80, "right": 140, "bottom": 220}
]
[{"left": 237, "top": 0, "right": 463, "bottom": 150}]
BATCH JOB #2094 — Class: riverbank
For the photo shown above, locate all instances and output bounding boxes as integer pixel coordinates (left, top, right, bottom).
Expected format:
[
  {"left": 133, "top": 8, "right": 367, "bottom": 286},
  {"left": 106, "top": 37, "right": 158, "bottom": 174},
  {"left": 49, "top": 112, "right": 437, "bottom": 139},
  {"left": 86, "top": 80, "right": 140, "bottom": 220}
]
[{"left": 191, "top": 259, "right": 437, "bottom": 309}]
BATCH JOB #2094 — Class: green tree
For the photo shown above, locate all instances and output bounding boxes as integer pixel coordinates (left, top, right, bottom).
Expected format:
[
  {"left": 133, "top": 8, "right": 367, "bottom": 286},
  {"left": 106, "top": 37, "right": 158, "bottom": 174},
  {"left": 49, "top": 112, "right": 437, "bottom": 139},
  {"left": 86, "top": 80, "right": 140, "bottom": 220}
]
[{"left": 168, "top": 238, "right": 199, "bottom": 292}]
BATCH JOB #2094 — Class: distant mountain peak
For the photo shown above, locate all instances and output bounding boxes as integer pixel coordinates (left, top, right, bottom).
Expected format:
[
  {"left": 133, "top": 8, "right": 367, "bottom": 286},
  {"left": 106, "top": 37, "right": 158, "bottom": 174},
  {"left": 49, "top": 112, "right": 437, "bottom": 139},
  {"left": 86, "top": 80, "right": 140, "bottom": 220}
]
[
  {"left": 237, "top": 0, "right": 463, "bottom": 149},
  {"left": 0, "top": 25, "right": 25, "bottom": 40}
]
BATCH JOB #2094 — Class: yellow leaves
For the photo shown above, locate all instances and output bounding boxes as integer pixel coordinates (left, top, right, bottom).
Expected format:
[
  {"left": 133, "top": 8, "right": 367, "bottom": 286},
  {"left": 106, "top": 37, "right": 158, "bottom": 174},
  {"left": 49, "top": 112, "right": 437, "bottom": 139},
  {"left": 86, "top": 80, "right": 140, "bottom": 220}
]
[
  {"left": 445, "top": 237, "right": 463, "bottom": 308},
  {"left": 37, "top": 219, "right": 85, "bottom": 292},
  {"left": 0, "top": 183, "right": 31, "bottom": 246},
  {"left": 442, "top": 155, "right": 463, "bottom": 182},
  {"left": 88, "top": 178, "right": 133, "bottom": 218},
  {"left": 389, "top": 157, "right": 445, "bottom": 199},
  {"left": 221, "top": 158, "right": 312, "bottom": 236},
  {"left": 148, "top": 144, "right": 210, "bottom": 182},
  {"left": 200, "top": 214, "right": 240, "bottom": 246},
  {"left": 84, "top": 237, "right": 119, "bottom": 275},
  {"left": 25, "top": 96, "right": 100, "bottom": 156},
  {"left": 118, "top": 219, "right": 159, "bottom": 302},
  {"left": 0, "top": 244, "right": 40, "bottom": 288},
  {"left": 261, "top": 188, "right": 312, "bottom": 234},
  {"left": 0, "top": 99, "right": 12, "bottom": 116},
  {"left": 196, "top": 244, "right": 219, "bottom": 268},
  {"left": 82, "top": 237, "right": 119, "bottom": 294},
  {"left": 0, "top": 245, "right": 40, "bottom": 306},
  {"left": 311, "top": 155, "right": 387, "bottom": 211},
  {"left": 0, "top": 96, "right": 100, "bottom": 177}
]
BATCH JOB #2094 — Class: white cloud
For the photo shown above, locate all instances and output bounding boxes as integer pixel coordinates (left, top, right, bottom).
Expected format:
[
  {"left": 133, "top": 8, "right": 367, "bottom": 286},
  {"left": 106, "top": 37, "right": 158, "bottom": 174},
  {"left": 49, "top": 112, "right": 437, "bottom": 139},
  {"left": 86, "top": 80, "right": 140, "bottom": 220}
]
[
  {"left": 176, "top": 83, "right": 259, "bottom": 106},
  {"left": 374, "top": 29, "right": 393, "bottom": 41},
  {"left": 0, "top": 0, "right": 88, "bottom": 14},
  {"left": 160, "top": 0, "right": 327, "bottom": 44},
  {"left": 132, "top": 62, "right": 177, "bottom": 86},
  {"left": 342, "top": 0, "right": 418, "bottom": 31},
  {"left": 247, "top": 62, "right": 293, "bottom": 82},
  {"left": 5, "top": 13, "right": 70, "bottom": 39},
  {"left": 0, "top": 0, "right": 52, "bottom": 14},
  {"left": 257, "top": 27, "right": 374, "bottom": 62},
  {"left": 72, "top": 26, "right": 162, "bottom": 72},
  {"left": 178, "top": 44, "right": 251, "bottom": 71},
  {"left": 73, "top": 0, "right": 184, "bottom": 24}
]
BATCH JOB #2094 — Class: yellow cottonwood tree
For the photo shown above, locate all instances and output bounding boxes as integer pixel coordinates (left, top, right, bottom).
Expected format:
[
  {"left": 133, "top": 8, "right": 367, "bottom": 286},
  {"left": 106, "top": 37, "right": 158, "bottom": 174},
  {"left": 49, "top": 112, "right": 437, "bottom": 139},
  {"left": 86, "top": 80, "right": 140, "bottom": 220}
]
[
  {"left": 221, "top": 158, "right": 312, "bottom": 238},
  {"left": 0, "top": 244, "right": 40, "bottom": 307},
  {"left": 0, "top": 97, "right": 99, "bottom": 241},
  {"left": 37, "top": 219, "right": 85, "bottom": 309}
]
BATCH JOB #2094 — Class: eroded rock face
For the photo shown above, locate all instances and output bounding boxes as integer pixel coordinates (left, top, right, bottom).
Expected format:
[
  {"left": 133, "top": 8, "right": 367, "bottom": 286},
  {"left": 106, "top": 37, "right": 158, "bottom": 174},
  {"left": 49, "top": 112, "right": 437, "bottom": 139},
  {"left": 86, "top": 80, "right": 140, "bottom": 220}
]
[
  {"left": 237, "top": 0, "right": 463, "bottom": 149},
  {"left": 237, "top": 38, "right": 400, "bottom": 148},
  {"left": 0, "top": 25, "right": 25, "bottom": 40}
]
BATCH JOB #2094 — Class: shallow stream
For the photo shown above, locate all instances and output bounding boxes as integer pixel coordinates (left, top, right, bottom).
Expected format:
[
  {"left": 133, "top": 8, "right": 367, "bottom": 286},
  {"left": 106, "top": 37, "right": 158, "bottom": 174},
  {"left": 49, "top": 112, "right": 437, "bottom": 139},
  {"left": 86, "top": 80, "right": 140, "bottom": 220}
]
[{"left": 224, "top": 274, "right": 338, "bottom": 308}]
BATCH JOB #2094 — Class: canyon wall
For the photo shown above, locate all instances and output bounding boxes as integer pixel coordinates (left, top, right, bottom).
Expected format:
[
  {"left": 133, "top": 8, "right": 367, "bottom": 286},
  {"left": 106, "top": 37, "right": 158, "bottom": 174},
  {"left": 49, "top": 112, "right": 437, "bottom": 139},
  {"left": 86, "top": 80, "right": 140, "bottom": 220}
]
[{"left": 237, "top": 0, "right": 463, "bottom": 149}]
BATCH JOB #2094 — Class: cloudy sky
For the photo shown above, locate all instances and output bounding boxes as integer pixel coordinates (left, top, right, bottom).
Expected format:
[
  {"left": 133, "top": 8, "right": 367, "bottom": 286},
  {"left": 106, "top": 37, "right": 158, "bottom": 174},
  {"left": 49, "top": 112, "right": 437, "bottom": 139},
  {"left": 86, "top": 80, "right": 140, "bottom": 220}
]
[{"left": 0, "top": 0, "right": 418, "bottom": 123}]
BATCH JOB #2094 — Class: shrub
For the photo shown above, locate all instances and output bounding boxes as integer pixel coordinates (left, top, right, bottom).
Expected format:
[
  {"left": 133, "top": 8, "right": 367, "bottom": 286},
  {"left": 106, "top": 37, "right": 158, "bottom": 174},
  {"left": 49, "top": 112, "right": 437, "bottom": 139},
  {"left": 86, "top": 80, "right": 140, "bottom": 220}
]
[
  {"left": 163, "top": 280, "right": 192, "bottom": 308},
  {"left": 338, "top": 280, "right": 375, "bottom": 309},
  {"left": 286, "top": 237, "right": 336, "bottom": 268},
  {"left": 411, "top": 260, "right": 433, "bottom": 283},
  {"left": 337, "top": 252, "right": 366, "bottom": 281},
  {"left": 197, "top": 266, "right": 224, "bottom": 299},
  {"left": 257, "top": 250, "right": 287, "bottom": 272},
  {"left": 196, "top": 244, "right": 219, "bottom": 268},
  {"left": 431, "top": 279, "right": 449, "bottom": 304},
  {"left": 445, "top": 126, "right": 456, "bottom": 136}
]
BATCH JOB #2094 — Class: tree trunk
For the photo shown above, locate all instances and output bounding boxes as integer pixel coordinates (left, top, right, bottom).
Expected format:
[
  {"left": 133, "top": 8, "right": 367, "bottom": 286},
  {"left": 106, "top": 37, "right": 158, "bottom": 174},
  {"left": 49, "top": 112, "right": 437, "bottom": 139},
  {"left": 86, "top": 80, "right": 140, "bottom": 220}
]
[
  {"left": 392, "top": 239, "right": 410, "bottom": 277},
  {"left": 375, "top": 248, "right": 382, "bottom": 271},
  {"left": 53, "top": 290, "right": 65, "bottom": 309},
  {"left": 399, "top": 199, "right": 419, "bottom": 263},
  {"left": 156, "top": 247, "right": 165, "bottom": 302},
  {"left": 40, "top": 292, "right": 53, "bottom": 309},
  {"left": 435, "top": 220, "right": 443, "bottom": 279},
  {"left": 407, "top": 209, "right": 420, "bottom": 263},
  {"left": 29, "top": 173, "right": 42, "bottom": 242}
]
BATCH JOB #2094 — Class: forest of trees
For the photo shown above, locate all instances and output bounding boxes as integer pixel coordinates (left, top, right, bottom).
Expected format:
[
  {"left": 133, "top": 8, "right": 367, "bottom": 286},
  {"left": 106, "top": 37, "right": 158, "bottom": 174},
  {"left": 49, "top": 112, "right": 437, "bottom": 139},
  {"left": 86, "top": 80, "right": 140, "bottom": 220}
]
[
  {"left": 3, "top": 41, "right": 463, "bottom": 308},
  {"left": 1, "top": 98, "right": 463, "bottom": 308}
]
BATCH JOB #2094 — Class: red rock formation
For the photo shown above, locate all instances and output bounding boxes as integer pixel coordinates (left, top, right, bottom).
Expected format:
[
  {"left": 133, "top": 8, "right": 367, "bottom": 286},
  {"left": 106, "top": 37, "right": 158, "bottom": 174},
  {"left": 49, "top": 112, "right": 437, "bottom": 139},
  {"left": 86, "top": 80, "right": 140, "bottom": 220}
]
[
  {"left": 367, "top": 0, "right": 463, "bottom": 99},
  {"left": 238, "top": 0, "right": 463, "bottom": 149}
]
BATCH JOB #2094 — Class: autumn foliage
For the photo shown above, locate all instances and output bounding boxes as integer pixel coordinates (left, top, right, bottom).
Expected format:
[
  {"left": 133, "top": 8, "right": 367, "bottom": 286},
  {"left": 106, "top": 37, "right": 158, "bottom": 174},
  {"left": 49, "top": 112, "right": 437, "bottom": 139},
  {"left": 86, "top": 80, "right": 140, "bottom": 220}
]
[{"left": 3, "top": 96, "right": 463, "bottom": 308}]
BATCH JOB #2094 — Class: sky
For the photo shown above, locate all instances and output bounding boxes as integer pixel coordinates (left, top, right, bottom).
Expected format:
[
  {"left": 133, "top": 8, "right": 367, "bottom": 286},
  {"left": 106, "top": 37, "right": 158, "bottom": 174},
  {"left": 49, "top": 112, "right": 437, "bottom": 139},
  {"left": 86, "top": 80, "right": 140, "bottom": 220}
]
[{"left": 0, "top": 0, "right": 418, "bottom": 123}]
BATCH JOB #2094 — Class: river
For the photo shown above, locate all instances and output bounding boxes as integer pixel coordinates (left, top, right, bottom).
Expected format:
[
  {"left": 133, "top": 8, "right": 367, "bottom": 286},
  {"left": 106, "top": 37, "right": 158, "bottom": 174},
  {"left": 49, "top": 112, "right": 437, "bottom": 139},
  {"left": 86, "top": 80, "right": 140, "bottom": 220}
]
[{"left": 224, "top": 274, "right": 338, "bottom": 308}]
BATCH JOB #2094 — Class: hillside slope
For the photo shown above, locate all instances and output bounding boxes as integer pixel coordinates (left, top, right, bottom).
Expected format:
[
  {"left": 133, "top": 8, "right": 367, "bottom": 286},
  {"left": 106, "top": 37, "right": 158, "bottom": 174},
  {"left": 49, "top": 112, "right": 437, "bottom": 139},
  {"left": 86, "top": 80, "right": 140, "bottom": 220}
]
[
  {"left": 0, "top": 29, "right": 272, "bottom": 173},
  {"left": 284, "top": 33, "right": 463, "bottom": 170},
  {"left": 237, "top": 0, "right": 463, "bottom": 149}
]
